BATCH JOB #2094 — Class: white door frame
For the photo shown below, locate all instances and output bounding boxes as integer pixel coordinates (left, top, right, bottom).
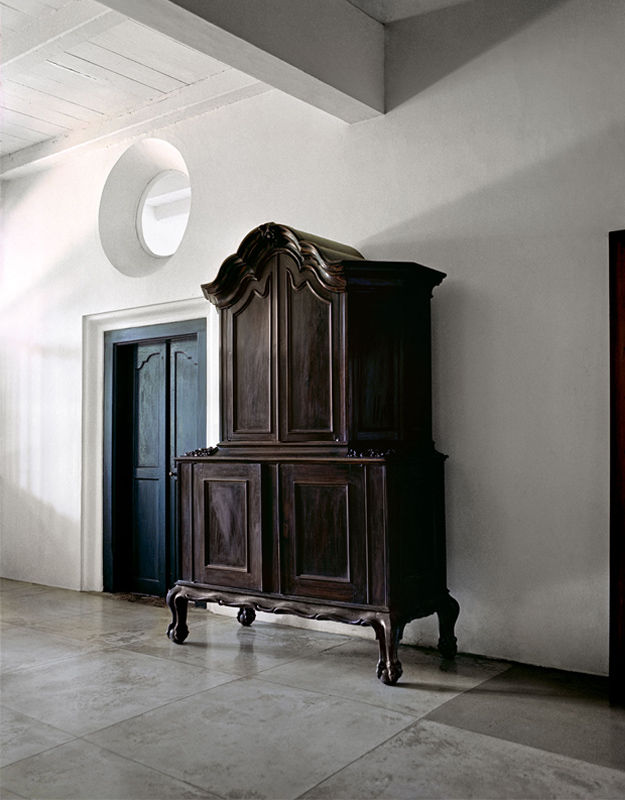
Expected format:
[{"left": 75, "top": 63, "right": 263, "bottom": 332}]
[{"left": 81, "top": 297, "right": 218, "bottom": 590}]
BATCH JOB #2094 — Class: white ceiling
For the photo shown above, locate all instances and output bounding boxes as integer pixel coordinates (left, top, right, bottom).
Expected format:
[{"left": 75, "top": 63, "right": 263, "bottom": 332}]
[
  {"left": 0, "top": 0, "right": 470, "bottom": 177},
  {"left": 0, "top": 0, "right": 264, "bottom": 170},
  {"left": 347, "top": 0, "right": 470, "bottom": 23}
]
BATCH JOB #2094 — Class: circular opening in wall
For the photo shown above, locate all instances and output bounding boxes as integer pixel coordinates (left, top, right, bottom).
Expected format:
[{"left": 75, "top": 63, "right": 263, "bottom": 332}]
[
  {"left": 99, "top": 139, "right": 191, "bottom": 277},
  {"left": 137, "top": 170, "right": 191, "bottom": 257}
]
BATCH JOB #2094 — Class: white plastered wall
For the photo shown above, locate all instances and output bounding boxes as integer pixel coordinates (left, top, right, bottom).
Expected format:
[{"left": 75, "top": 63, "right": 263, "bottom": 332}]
[{"left": 1, "top": 0, "right": 623, "bottom": 674}]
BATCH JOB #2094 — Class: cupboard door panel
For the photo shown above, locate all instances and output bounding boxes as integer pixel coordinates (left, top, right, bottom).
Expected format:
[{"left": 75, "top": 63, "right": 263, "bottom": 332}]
[
  {"left": 279, "top": 256, "right": 345, "bottom": 442},
  {"left": 222, "top": 263, "right": 276, "bottom": 442},
  {"left": 280, "top": 464, "right": 366, "bottom": 602},
  {"left": 192, "top": 462, "right": 262, "bottom": 589}
]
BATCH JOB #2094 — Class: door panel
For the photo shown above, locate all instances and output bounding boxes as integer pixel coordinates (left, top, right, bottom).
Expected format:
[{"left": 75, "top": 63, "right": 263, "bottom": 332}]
[
  {"left": 192, "top": 462, "right": 262, "bottom": 590},
  {"left": 131, "top": 343, "right": 166, "bottom": 595},
  {"left": 279, "top": 255, "right": 345, "bottom": 442},
  {"left": 223, "top": 262, "right": 276, "bottom": 442},
  {"left": 294, "top": 483, "right": 349, "bottom": 579},
  {"left": 104, "top": 320, "right": 206, "bottom": 596},
  {"left": 280, "top": 463, "right": 366, "bottom": 602}
]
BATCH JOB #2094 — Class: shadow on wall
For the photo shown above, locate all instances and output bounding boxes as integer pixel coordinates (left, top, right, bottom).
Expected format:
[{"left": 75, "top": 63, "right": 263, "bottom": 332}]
[
  {"left": 386, "top": 0, "right": 568, "bottom": 109},
  {"left": 0, "top": 480, "right": 79, "bottom": 588},
  {"left": 359, "top": 124, "right": 620, "bottom": 669}
]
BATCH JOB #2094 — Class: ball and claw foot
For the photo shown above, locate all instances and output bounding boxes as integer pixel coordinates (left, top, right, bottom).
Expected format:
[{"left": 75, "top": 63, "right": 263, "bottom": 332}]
[
  {"left": 438, "top": 634, "right": 458, "bottom": 660},
  {"left": 166, "top": 621, "right": 189, "bottom": 644},
  {"left": 377, "top": 659, "right": 403, "bottom": 686},
  {"left": 237, "top": 607, "right": 256, "bottom": 627}
]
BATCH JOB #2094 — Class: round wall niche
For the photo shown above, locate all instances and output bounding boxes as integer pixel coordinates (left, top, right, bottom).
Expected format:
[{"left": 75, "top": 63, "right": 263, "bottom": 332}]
[
  {"left": 99, "top": 139, "right": 191, "bottom": 277},
  {"left": 137, "top": 170, "right": 191, "bottom": 258}
]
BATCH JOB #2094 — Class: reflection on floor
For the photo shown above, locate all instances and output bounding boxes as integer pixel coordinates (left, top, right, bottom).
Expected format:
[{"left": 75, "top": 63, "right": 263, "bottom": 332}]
[{"left": 1, "top": 578, "right": 624, "bottom": 799}]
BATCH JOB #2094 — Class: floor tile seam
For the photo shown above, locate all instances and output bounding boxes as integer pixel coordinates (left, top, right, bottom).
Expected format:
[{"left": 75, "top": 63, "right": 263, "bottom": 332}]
[
  {"left": 0, "top": 704, "right": 78, "bottom": 739},
  {"left": 251, "top": 671, "right": 432, "bottom": 719},
  {"left": 0, "top": 780, "right": 28, "bottom": 800},
  {"left": 1, "top": 606, "right": 123, "bottom": 623},
  {"left": 70, "top": 736, "right": 229, "bottom": 800},
  {"left": 0, "top": 645, "right": 117, "bottom": 676},
  {"left": 0, "top": 735, "right": 81, "bottom": 771},
  {"left": 75, "top": 673, "right": 246, "bottom": 737},
  {"left": 420, "top": 718, "right": 625, "bottom": 777},
  {"left": 291, "top": 716, "right": 423, "bottom": 800},
  {"left": 107, "top": 644, "right": 257, "bottom": 680},
  {"left": 1, "top": 676, "right": 245, "bottom": 742}
]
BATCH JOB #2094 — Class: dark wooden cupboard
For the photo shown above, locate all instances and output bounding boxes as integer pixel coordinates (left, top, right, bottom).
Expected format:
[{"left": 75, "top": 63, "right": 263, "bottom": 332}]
[{"left": 166, "top": 223, "right": 459, "bottom": 684}]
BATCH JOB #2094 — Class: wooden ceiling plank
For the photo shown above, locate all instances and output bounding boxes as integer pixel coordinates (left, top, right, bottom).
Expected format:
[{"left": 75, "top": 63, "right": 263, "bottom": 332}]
[
  {"left": 1, "top": 71, "right": 269, "bottom": 177},
  {"left": 0, "top": 3, "right": 30, "bottom": 32},
  {"left": 2, "top": 79, "right": 102, "bottom": 122},
  {"left": 2, "top": 107, "right": 70, "bottom": 136},
  {"left": 13, "top": 68, "right": 118, "bottom": 114},
  {"left": 3, "top": 79, "right": 104, "bottom": 122},
  {"left": 2, "top": 0, "right": 59, "bottom": 17},
  {"left": 44, "top": 51, "right": 165, "bottom": 103},
  {"left": 67, "top": 41, "right": 185, "bottom": 93},
  {"left": 40, "top": 0, "right": 76, "bottom": 9},
  {"left": 0, "top": 120, "right": 48, "bottom": 144},
  {"left": 1, "top": 95, "right": 81, "bottom": 129},
  {"left": 32, "top": 57, "right": 161, "bottom": 113},
  {"left": 0, "top": 133, "right": 37, "bottom": 156},
  {"left": 2, "top": 0, "right": 123, "bottom": 74},
  {"left": 92, "top": 20, "right": 230, "bottom": 84}
]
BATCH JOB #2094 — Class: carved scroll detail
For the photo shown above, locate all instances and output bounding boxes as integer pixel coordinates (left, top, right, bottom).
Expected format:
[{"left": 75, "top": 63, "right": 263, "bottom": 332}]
[
  {"left": 168, "top": 583, "right": 381, "bottom": 628},
  {"left": 202, "top": 222, "right": 363, "bottom": 309},
  {"left": 181, "top": 446, "right": 218, "bottom": 458}
]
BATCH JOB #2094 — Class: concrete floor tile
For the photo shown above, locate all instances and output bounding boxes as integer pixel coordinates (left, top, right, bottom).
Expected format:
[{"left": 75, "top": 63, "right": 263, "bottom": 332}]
[
  {"left": 0, "top": 624, "right": 105, "bottom": 674},
  {"left": 0, "top": 788, "right": 26, "bottom": 799},
  {"left": 257, "top": 637, "right": 508, "bottom": 718},
  {"left": 123, "top": 614, "right": 350, "bottom": 676},
  {"left": 0, "top": 707, "right": 75, "bottom": 768},
  {"left": 1, "top": 649, "right": 237, "bottom": 736},
  {"left": 26, "top": 604, "right": 171, "bottom": 647},
  {"left": 301, "top": 719, "right": 625, "bottom": 800},
  {"left": 426, "top": 663, "right": 625, "bottom": 771},
  {"left": 0, "top": 586, "right": 114, "bottom": 626},
  {"left": 86, "top": 677, "right": 415, "bottom": 800},
  {"left": 0, "top": 579, "right": 51, "bottom": 597},
  {"left": 0, "top": 739, "right": 219, "bottom": 799}
]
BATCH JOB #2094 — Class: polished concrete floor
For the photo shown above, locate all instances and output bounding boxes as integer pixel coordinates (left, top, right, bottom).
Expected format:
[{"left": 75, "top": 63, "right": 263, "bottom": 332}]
[{"left": 1, "top": 578, "right": 624, "bottom": 800}]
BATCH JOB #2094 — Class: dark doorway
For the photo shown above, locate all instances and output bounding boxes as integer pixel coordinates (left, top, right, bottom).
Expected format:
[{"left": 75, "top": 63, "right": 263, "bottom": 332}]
[
  {"left": 610, "top": 230, "right": 625, "bottom": 706},
  {"left": 103, "top": 319, "right": 206, "bottom": 596}
]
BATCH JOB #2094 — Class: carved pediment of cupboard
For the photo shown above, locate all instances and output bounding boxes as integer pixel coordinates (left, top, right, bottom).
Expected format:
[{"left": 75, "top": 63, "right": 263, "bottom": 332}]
[{"left": 202, "top": 222, "right": 364, "bottom": 309}]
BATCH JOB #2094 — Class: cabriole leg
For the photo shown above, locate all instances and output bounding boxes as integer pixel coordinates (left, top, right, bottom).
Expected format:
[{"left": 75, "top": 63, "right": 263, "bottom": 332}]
[
  {"left": 437, "top": 593, "right": 460, "bottom": 659},
  {"left": 166, "top": 585, "right": 189, "bottom": 644},
  {"left": 371, "top": 615, "right": 403, "bottom": 686}
]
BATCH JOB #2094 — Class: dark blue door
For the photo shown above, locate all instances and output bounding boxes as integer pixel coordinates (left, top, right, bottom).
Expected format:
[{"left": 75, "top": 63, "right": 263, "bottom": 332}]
[{"left": 104, "top": 321, "right": 206, "bottom": 596}]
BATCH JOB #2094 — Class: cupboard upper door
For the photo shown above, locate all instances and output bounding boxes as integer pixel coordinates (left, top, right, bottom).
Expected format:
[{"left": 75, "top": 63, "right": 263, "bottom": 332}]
[
  {"left": 279, "top": 463, "right": 366, "bottom": 603},
  {"left": 278, "top": 255, "right": 345, "bottom": 443},
  {"left": 192, "top": 462, "right": 262, "bottom": 590},
  {"left": 222, "top": 258, "right": 276, "bottom": 442}
]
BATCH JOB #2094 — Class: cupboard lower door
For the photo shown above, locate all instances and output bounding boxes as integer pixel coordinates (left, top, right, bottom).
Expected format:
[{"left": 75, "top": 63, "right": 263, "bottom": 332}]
[
  {"left": 192, "top": 462, "right": 262, "bottom": 590},
  {"left": 279, "top": 463, "right": 367, "bottom": 603}
]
